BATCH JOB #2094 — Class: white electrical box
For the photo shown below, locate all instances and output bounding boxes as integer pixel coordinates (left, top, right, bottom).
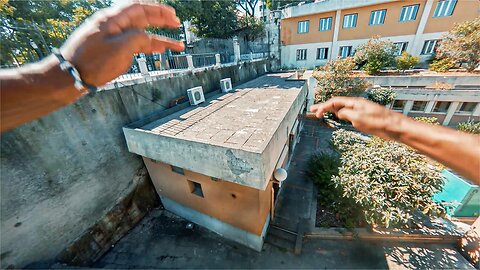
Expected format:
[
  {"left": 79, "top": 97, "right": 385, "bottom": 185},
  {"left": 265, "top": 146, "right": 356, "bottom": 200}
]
[
  {"left": 220, "top": 78, "right": 233, "bottom": 93},
  {"left": 187, "top": 86, "right": 205, "bottom": 106}
]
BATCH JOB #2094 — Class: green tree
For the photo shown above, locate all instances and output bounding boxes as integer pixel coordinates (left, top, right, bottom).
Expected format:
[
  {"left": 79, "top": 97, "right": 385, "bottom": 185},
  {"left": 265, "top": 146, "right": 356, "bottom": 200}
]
[
  {"left": 1, "top": 0, "right": 110, "bottom": 66},
  {"left": 436, "top": 17, "right": 480, "bottom": 71},
  {"left": 238, "top": 15, "right": 265, "bottom": 41},
  {"left": 457, "top": 120, "right": 480, "bottom": 134},
  {"left": 354, "top": 36, "right": 397, "bottom": 75},
  {"left": 429, "top": 57, "right": 456, "bottom": 72},
  {"left": 313, "top": 57, "right": 368, "bottom": 103},
  {"left": 396, "top": 52, "right": 419, "bottom": 72},
  {"left": 332, "top": 129, "right": 444, "bottom": 228},
  {"left": 367, "top": 88, "right": 396, "bottom": 106}
]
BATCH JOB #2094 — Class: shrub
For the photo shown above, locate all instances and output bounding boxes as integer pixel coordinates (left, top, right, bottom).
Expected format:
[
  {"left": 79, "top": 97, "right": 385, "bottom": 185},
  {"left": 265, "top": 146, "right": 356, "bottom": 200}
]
[
  {"left": 458, "top": 120, "right": 480, "bottom": 134},
  {"left": 332, "top": 129, "right": 444, "bottom": 228},
  {"left": 429, "top": 57, "right": 456, "bottom": 72},
  {"left": 307, "top": 153, "right": 341, "bottom": 204},
  {"left": 354, "top": 36, "right": 397, "bottom": 75},
  {"left": 414, "top": 117, "right": 439, "bottom": 125},
  {"left": 436, "top": 17, "right": 480, "bottom": 71},
  {"left": 313, "top": 57, "right": 369, "bottom": 103},
  {"left": 307, "top": 152, "right": 363, "bottom": 228},
  {"left": 396, "top": 52, "right": 419, "bottom": 72},
  {"left": 367, "top": 88, "right": 396, "bottom": 106}
]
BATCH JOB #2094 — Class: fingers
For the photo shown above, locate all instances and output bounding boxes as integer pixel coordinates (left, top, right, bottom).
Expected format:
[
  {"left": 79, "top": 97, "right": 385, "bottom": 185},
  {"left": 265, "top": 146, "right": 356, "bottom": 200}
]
[
  {"left": 310, "top": 97, "right": 358, "bottom": 118},
  {"left": 336, "top": 108, "right": 357, "bottom": 122},
  {"left": 107, "top": 3, "right": 181, "bottom": 34},
  {"left": 120, "top": 30, "right": 185, "bottom": 54}
]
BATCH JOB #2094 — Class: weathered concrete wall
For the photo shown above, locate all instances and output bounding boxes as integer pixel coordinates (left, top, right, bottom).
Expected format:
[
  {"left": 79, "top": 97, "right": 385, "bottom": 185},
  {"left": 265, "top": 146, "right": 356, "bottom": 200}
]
[
  {"left": 364, "top": 75, "right": 480, "bottom": 88},
  {"left": 0, "top": 59, "right": 271, "bottom": 268}
]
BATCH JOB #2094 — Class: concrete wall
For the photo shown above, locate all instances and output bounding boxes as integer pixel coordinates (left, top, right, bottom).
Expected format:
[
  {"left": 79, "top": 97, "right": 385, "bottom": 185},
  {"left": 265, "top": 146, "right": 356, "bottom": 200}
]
[
  {"left": 364, "top": 75, "right": 480, "bottom": 88},
  {"left": 0, "top": 59, "right": 271, "bottom": 268},
  {"left": 143, "top": 159, "right": 272, "bottom": 236}
]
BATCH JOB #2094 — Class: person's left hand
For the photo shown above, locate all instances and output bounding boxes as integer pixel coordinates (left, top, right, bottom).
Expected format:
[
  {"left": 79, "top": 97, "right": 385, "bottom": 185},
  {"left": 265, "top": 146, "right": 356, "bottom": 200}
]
[{"left": 60, "top": 2, "right": 185, "bottom": 87}]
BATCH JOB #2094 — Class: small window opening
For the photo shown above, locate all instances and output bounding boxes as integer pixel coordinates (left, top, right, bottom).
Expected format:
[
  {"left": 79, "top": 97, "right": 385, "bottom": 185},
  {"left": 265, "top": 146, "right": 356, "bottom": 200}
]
[
  {"left": 231, "top": 193, "right": 237, "bottom": 199},
  {"left": 188, "top": 180, "right": 204, "bottom": 197},
  {"left": 171, "top": 165, "right": 184, "bottom": 175}
]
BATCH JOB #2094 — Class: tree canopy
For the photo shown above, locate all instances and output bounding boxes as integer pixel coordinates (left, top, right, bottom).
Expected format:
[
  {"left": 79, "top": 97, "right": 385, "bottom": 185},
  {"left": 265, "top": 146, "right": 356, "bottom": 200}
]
[
  {"left": 1, "top": 0, "right": 111, "bottom": 66},
  {"left": 436, "top": 17, "right": 480, "bottom": 71},
  {"left": 160, "top": 0, "right": 238, "bottom": 39}
]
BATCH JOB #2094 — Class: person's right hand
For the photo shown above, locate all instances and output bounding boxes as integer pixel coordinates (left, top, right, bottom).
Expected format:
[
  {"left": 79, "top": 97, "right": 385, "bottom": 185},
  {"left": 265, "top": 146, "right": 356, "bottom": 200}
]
[
  {"left": 310, "top": 97, "right": 406, "bottom": 140},
  {"left": 60, "top": 2, "right": 185, "bottom": 87}
]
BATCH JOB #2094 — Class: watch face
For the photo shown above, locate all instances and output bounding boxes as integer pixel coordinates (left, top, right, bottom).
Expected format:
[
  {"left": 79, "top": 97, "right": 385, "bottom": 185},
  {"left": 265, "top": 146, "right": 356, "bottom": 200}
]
[{"left": 194, "top": 91, "right": 201, "bottom": 100}]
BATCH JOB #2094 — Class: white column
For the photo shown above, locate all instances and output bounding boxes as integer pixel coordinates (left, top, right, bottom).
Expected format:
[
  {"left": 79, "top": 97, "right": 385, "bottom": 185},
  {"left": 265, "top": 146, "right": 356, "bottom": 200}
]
[
  {"left": 215, "top": 53, "right": 221, "bottom": 66},
  {"left": 403, "top": 100, "right": 414, "bottom": 115},
  {"left": 233, "top": 36, "right": 241, "bottom": 63},
  {"left": 473, "top": 104, "right": 480, "bottom": 116},
  {"left": 409, "top": 0, "right": 435, "bottom": 55},
  {"left": 307, "top": 76, "right": 318, "bottom": 112},
  {"left": 186, "top": 55, "right": 194, "bottom": 70},
  {"left": 137, "top": 57, "right": 149, "bottom": 75},
  {"left": 330, "top": 10, "right": 342, "bottom": 60},
  {"left": 425, "top": 100, "right": 436, "bottom": 113},
  {"left": 443, "top": 102, "right": 460, "bottom": 126}
]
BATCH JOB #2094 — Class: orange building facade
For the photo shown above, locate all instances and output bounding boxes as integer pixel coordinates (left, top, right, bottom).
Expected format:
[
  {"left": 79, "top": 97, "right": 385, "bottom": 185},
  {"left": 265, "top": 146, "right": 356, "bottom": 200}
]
[{"left": 280, "top": 0, "right": 479, "bottom": 68}]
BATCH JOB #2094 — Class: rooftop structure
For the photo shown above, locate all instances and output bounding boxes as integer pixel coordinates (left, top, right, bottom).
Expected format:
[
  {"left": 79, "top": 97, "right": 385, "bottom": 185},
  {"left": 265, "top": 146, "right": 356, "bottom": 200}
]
[{"left": 123, "top": 73, "right": 307, "bottom": 250}]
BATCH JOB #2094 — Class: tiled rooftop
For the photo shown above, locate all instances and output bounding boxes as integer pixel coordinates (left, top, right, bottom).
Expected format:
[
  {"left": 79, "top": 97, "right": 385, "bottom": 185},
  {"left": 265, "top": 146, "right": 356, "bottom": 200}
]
[{"left": 142, "top": 73, "right": 304, "bottom": 153}]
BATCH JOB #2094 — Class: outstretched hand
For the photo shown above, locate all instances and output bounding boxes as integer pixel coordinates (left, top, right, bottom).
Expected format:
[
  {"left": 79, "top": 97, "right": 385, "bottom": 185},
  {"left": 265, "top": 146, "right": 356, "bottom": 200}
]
[
  {"left": 60, "top": 2, "right": 185, "bottom": 87},
  {"left": 310, "top": 97, "right": 404, "bottom": 140}
]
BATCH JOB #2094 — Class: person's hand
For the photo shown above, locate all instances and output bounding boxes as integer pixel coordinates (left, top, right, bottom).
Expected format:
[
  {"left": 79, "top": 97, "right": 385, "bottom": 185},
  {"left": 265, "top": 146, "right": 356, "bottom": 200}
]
[
  {"left": 59, "top": 2, "right": 185, "bottom": 87},
  {"left": 310, "top": 97, "right": 405, "bottom": 140}
]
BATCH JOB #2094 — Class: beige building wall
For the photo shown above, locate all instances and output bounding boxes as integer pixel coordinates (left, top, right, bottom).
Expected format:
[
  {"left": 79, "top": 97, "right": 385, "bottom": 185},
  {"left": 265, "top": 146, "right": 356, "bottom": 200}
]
[
  {"left": 338, "top": 1, "right": 425, "bottom": 41},
  {"left": 143, "top": 158, "right": 272, "bottom": 236},
  {"left": 281, "top": 11, "right": 336, "bottom": 45},
  {"left": 423, "top": 0, "right": 480, "bottom": 33}
]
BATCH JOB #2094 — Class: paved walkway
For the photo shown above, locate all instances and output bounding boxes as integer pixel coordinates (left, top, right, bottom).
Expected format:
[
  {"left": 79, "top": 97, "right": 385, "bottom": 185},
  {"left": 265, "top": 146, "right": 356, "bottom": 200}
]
[{"left": 272, "top": 118, "right": 335, "bottom": 233}]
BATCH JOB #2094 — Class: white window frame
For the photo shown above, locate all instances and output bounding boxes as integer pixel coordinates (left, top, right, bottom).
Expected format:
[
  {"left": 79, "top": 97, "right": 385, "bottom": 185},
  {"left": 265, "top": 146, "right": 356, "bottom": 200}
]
[
  {"left": 392, "top": 100, "right": 406, "bottom": 111},
  {"left": 319, "top": 17, "right": 332, "bottom": 31},
  {"left": 411, "top": 101, "right": 428, "bottom": 112},
  {"left": 316, "top": 47, "right": 329, "bottom": 60},
  {"left": 433, "top": 0, "right": 457, "bottom": 17},
  {"left": 339, "top": 46, "right": 352, "bottom": 58},
  {"left": 432, "top": 101, "right": 451, "bottom": 113},
  {"left": 296, "top": 49, "right": 307, "bottom": 61},
  {"left": 394, "top": 42, "right": 409, "bottom": 56},
  {"left": 456, "top": 102, "right": 478, "bottom": 114},
  {"left": 297, "top": 20, "right": 309, "bottom": 33},
  {"left": 421, "top": 40, "right": 438, "bottom": 55},
  {"left": 343, "top": 14, "right": 357, "bottom": 28},
  {"left": 399, "top": 4, "right": 419, "bottom": 22},
  {"left": 369, "top": 9, "right": 386, "bottom": 25}
]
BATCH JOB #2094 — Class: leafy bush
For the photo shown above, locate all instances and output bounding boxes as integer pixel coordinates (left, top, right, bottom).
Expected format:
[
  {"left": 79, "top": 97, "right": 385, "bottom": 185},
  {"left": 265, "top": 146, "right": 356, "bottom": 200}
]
[
  {"left": 313, "top": 57, "right": 369, "bottom": 103},
  {"left": 396, "top": 52, "right": 419, "bottom": 72},
  {"left": 429, "top": 57, "right": 456, "bottom": 72},
  {"left": 367, "top": 88, "right": 396, "bottom": 106},
  {"left": 436, "top": 17, "right": 480, "bottom": 71},
  {"left": 332, "top": 129, "right": 444, "bottom": 228},
  {"left": 414, "top": 117, "right": 439, "bottom": 125},
  {"left": 354, "top": 36, "right": 397, "bottom": 75},
  {"left": 307, "top": 152, "right": 363, "bottom": 228},
  {"left": 307, "top": 153, "right": 341, "bottom": 204},
  {"left": 458, "top": 120, "right": 480, "bottom": 134}
]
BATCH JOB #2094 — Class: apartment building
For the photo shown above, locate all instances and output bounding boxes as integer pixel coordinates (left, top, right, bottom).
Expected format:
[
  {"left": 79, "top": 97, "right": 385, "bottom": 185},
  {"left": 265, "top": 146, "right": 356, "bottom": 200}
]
[{"left": 280, "top": 0, "right": 480, "bottom": 68}]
